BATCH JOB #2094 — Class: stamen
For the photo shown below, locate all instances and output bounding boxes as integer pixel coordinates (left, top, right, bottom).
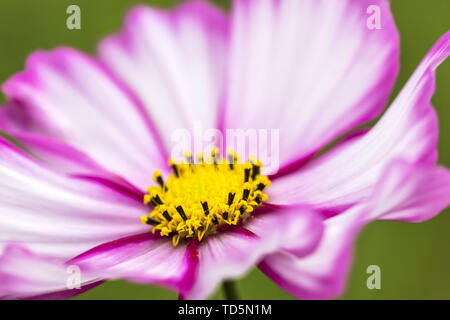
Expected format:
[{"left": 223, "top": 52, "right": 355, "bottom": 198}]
[
  {"left": 153, "top": 193, "right": 163, "bottom": 205},
  {"left": 228, "top": 192, "right": 236, "bottom": 206},
  {"left": 244, "top": 162, "right": 252, "bottom": 182},
  {"left": 162, "top": 210, "right": 172, "bottom": 222},
  {"left": 251, "top": 160, "right": 261, "bottom": 180},
  {"left": 242, "top": 188, "right": 250, "bottom": 201},
  {"left": 201, "top": 201, "right": 210, "bottom": 216},
  {"left": 143, "top": 194, "right": 157, "bottom": 207},
  {"left": 176, "top": 205, "right": 188, "bottom": 221},
  {"left": 257, "top": 182, "right": 266, "bottom": 191},
  {"left": 227, "top": 149, "right": 235, "bottom": 170},
  {"left": 143, "top": 150, "right": 271, "bottom": 246},
  {"left": 153, "top": 170, "right": 165, "bottom": 188},
  {"left": 141, "top": 216, "right": 158, "bottom": 226},
  {"left": 169, "top": 158, "right": 179, "bottom": 177}
]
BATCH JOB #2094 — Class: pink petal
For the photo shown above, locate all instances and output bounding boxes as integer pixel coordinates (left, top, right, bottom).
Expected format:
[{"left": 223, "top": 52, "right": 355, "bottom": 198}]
[
  {"left": 99, "top": 1, "right": 229, "bottom": 154},
  {"left": 223, "top": 0, "right": 399, "bottom": 172},
  {"left": 11, "top": 133, "right": 115, "bottom": 176},
  {"left": 2, "top": 48, "right": 167, "bottom": 190},
  {"left": 0, "top": 138, "right": 147, "bottom": 260},
  {"left": 260, "top": 159, "right": 450, "bottom": 299},
  {"left": 7, "top": 133, "right": 145, "bottom": 201},
  {"left": 364, "top": 160, "right": 450, "bottom": 223},
  {"left": 184, "top": 205, "right": 323, "bottom": 299},
  {"left": 0, "top": 106, "right": 147, "bottom": 197},
  {"left": 0, "top": 245, "right": 101, "bottom": 299},
  {"left": 70, "top": 233, "right": 198, "bottom": 294},
  {"left": 0, "top": 101, "right": 51, "bottom": 136},
  {"left": 259, "top": 204, "right": 365, "bottom": 300},
  {"left": 268, "top": 31, "right": 449, "bottom": 211}
]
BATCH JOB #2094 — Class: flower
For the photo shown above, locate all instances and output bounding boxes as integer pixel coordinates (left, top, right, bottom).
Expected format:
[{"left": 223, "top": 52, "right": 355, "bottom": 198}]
[{"left": 0, "top": 0, "right": 449, "bottom": 300}]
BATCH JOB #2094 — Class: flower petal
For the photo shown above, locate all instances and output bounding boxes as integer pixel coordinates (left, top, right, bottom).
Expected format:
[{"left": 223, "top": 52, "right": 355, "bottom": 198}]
[
  {"left": 260, "top": 159, "right": 450, "bottom": 299},
  {"left": 0, "top": 101, "right": 51, "bottom": 135},
  {"left": 99, "top": 1, "right": 228, "bottom": 153},
  {"left": 365, "top": 160, "right": 450, "bottom": 223},
  {"left": 0, "top": 138, "right": 147, "bottom": 260},
  {"left": 184, "top": 205, "right": 323, "bottom": 299},
  {"left": 223, "top": 0, "right": 399, "bottom": 172},
  {"left": 0, "top": 105, "right": 146, "bottom": 197},
  {"left": 0, "top": 245, "right": 101, "bottom": 299},
  {"left": 268, "top": 31, "right": 449, "bottom": 211},
  {"left": 70, "top": 233, "right": 197, "bottom": 294},
  {"left": 6, "top": 133, "right": 145, "bottom": 201},
  {"left": 2, "top": 48, "right": 166, "bottom": 189},
  {"left": 11, "top": 133, "right": 114, "bottom": 176},
  {"left": 259, "top": 205, "right": 364, "bottom": 300}
]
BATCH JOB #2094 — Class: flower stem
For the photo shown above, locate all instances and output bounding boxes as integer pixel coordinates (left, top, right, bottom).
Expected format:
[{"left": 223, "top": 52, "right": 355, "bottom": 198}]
[{"left": 222, "top": 280, "right": 240, "bottom": 300}]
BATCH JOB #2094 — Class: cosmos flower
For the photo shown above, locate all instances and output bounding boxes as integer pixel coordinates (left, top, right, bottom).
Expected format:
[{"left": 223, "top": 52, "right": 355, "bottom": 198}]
[{"left": 0, "top": 0, "right": 449, "bottom": 300}]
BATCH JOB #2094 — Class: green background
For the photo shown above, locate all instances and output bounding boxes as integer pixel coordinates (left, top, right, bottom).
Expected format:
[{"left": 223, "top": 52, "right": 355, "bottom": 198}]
[{"left": 0, "top": 0, "right": 448, "bottom": 299}]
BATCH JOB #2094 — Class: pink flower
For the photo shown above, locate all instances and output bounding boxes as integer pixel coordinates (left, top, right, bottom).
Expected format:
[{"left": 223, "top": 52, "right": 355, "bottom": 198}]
[{"left": 0, "top": 0, "right": 449, "bottom": 300}]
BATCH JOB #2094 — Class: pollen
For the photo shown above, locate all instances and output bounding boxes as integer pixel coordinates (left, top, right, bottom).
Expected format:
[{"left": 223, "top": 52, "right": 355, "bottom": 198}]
[{"left": 141, "top": 149, "right": 271, "bottom": 246}]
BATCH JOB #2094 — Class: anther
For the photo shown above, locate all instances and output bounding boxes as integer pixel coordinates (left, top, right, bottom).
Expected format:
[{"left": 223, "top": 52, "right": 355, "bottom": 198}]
[
  {"left": 257, "top": 182, "right": 266, "bottom": 191},
  {"left": 153, "top": 170, "right": 165, "bottom": 188},
  {"left": 153, "top": 194, "right": 163, "bottom": 205},
  {"left": 162, "top": 211, "right": 172, "bottom": 222},
  {"left": 244, "top": 162, "right": 252, "bottom": 182},
  {"left": 176, "top": 205, "right": 188, "bottom": 221},
  {"left": 223, "top": 211, "right": 229, "bottom": 220},
  {"left": 201, "top": 201, "right": 210, "bottom": 216},
  {"left": 251, "top": 162, "right": 261, "bottom": 180},
  {"left": 212, "top": 215, "right": 219, "bottom": 225},
  {"left": 141, "top": 216, "right": 158, "bottom": 226},
  {"left": 242, "top": 188, "right": 250, "bottom": 201},
  {"left": 169, "top": 159, "right": 179, "bottom": 177},
  {"left": 144, "top": 194, "right": 158, "bottom": 208},
  {"left": 228, "top": 192, "right": 236, "bottom": 206}
]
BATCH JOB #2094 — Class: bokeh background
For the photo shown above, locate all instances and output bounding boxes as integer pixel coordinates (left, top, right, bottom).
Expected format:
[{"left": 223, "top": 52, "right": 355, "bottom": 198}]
[{"left": 0, "top": 0, "right": 448, "bottom": 299}]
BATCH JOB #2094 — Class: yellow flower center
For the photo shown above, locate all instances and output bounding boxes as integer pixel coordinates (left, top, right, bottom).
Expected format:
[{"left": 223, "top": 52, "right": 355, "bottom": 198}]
[{"left": 141, "top": 149, "right": 271, "bottom": 246}]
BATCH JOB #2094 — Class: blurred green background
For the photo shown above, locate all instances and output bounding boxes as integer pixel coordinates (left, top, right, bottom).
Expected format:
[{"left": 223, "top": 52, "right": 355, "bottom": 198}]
[{"left": 0, "top": 0, "right": 448, "bottom": 299}]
